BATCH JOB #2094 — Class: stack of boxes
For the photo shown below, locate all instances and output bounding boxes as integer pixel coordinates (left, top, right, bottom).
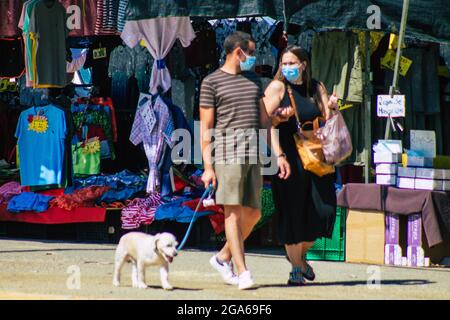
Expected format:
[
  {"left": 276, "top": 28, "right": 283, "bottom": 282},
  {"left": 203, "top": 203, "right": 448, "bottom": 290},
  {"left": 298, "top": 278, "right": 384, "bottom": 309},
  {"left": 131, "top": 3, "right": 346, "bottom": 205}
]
[
  {"left": 384, "top": 213, "right": 430, "bottom": 267},
  {"left": 374, "top": 140, "right": 402, "bottom": 186},
  {"left": 397, "top": 167, "right": 450, "bottom": 191}
]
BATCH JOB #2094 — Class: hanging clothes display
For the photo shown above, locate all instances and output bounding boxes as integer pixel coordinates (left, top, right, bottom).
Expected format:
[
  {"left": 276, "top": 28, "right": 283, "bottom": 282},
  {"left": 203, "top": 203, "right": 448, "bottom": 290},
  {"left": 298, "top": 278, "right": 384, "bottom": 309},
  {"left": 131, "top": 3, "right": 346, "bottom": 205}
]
[
  {"left": 121, "top": 17, "right": 196, "bottom": 94},
  {"left": 83, "top": 35, "right": 123, "bottom": 97},
  {"left": 20, "top": 0, "right": 69, "bottom": 88},
  {"left": 117, "top": 0, "right": 129, "bottom": 33},
  {"left": 15, "top": 104, "right": 68, "bottom": 186},
  {"left": 19, "top": 0, "right": 40, "bottom": 87},
  {"left": 108, "top": 45, "right": 135, "bottom": 109},
  {"left": 108, "top": 44, "right": 153, "bottom": 107},
  {"left": 311, "top": 31, "right": 364, "bottom": 103},
  {"left": 71, "top": 102, "right": 116, "bottom": 161},
  {"left": 130, "top": 94, "right": 172, "bottom": 193},
  {"left": 95, "top": 0, "right": 119, "bottom": 35}
]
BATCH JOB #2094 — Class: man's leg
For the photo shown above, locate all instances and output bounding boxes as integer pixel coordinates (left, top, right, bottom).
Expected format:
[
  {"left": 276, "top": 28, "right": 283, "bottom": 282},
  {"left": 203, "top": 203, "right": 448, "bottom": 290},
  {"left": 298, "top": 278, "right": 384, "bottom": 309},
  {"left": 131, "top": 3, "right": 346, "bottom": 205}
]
[
  {"left": 217, "top": 207, "right": 261, "bottom": 266},
  {"left": 221, "top": 205, "right": 246, "bottom": 275}
]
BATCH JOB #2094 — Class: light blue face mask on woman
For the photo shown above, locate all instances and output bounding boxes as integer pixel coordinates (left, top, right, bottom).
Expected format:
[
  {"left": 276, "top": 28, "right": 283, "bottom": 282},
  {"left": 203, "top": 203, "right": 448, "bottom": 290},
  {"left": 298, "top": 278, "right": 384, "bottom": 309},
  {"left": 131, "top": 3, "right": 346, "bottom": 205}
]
[
  {"left": 240, "top": 51, "right": 257, "bottom": 71},
  {"left": 282, "top": 65, "right": 301, "bottom": 83}
]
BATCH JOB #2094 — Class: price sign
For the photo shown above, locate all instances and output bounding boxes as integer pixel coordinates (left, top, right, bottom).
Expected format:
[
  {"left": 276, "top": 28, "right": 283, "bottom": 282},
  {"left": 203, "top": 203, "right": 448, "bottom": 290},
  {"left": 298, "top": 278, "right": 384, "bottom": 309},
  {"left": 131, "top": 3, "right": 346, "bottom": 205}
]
[
  {"left": 93, "top": 47, "right": 107, "bottom": 60},
  {"left": 381, "top": 49, "right": 412, "bottom": 76},
  {"left": 377, "top": 95, "right": 406, "bottom": 118}
]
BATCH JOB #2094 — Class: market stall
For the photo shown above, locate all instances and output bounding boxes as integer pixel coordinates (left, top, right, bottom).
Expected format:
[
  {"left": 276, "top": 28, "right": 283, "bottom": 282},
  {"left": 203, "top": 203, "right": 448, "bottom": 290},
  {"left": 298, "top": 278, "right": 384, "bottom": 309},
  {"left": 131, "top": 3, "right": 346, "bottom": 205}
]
[{"left": 0, "top": 1, "right": 449, "bottom": 262}]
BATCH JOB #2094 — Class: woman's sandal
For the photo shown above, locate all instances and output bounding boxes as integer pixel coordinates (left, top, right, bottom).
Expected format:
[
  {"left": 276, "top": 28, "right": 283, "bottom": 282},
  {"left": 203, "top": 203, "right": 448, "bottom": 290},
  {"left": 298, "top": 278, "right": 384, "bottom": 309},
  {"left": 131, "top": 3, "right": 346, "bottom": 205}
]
[
  {"left": 287, "top": 268, "right": 306, "bottom": 286},
  {"left": 302, "top": 254, "right": 316, "bottom": 281},
  {"left": 285, "top": 254, "right": 316, "bottom": 281}
]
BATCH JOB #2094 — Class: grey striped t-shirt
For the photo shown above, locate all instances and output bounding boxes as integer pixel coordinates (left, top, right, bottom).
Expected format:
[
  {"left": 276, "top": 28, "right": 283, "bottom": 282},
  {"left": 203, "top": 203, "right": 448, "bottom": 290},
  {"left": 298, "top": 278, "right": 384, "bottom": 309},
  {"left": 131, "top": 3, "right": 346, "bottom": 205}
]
[{"left": 200, "top": 69, "right": 263, "bottom": 163}]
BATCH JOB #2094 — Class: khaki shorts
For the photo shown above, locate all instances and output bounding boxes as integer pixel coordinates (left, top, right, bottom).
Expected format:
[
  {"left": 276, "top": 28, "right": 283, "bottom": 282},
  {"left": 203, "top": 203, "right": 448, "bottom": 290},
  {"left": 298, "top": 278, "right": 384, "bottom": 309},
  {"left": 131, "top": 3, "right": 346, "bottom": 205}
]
[{"left": 214, "top": 164, "right": 262, "bottom": 209}]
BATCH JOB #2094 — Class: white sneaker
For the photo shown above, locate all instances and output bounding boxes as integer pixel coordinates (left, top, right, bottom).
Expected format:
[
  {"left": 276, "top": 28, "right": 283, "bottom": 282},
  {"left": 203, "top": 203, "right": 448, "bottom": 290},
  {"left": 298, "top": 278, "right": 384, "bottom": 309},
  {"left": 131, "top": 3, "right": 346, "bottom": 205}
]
[
  {"left": 209, "top": 254, "right": 239, "bottom": 285},
  {"left": 238, "top": 271, "right": 254, "bottom": 290}
]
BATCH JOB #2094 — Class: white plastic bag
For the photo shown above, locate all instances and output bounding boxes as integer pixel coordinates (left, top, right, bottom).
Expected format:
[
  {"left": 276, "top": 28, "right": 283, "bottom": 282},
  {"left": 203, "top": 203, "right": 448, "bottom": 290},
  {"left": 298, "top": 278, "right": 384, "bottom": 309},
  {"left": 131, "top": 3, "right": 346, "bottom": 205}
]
[{"left": 317, "top": 111, "right": 353, "bottom": 165}]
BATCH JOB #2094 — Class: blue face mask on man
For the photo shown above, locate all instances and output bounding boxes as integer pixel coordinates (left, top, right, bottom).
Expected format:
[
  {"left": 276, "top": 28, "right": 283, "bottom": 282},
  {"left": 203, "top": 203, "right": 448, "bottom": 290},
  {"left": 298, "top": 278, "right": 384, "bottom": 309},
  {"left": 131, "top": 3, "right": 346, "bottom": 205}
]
[
  {"left": 282, "top": 65, "right": 301, "bottom": 83},
  {"left": 239, "top": 50, "right": 256, "bottom": 71}
]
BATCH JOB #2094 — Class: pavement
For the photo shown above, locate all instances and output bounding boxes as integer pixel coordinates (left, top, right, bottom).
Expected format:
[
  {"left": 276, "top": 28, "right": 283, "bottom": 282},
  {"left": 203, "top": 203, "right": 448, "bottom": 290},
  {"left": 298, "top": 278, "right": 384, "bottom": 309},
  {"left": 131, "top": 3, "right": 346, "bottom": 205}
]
[{"left": 0, "top": 238, "right": 449, "bottom": 300}]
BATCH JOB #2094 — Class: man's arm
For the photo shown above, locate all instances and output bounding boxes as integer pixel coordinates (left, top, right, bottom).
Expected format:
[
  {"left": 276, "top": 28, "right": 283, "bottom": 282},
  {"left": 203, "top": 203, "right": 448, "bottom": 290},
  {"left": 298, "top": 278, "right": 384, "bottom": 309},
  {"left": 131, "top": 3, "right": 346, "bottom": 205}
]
[{"left": 200, "top": 106, "right": 217, "bottom": 188}]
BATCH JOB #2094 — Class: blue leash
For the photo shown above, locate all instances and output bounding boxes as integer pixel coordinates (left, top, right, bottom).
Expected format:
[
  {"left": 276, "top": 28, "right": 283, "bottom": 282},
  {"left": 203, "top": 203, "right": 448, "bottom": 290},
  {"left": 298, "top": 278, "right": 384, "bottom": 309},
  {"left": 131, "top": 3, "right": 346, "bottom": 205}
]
[{"left": 177, "top": 184, "right": 214, "bottom": 251}]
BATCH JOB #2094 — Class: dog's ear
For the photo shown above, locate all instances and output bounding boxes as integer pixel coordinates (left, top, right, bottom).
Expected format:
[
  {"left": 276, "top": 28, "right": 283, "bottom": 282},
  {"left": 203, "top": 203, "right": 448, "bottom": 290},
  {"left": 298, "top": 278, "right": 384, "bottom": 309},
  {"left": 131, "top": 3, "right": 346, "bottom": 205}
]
[{"left": 154, "top": 233, "right": 161, "bottom": 249}]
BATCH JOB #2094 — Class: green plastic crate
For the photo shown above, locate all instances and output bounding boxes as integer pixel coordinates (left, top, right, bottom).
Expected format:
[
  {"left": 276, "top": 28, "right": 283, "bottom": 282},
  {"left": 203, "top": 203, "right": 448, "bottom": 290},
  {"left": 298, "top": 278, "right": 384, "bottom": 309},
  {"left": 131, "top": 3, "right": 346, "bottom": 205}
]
[
  {"left": 306, "top": 207, "right": 346, "bottom": 261},
  {"left": 254, "top": 185, "right": 276, "bottom": 231}
]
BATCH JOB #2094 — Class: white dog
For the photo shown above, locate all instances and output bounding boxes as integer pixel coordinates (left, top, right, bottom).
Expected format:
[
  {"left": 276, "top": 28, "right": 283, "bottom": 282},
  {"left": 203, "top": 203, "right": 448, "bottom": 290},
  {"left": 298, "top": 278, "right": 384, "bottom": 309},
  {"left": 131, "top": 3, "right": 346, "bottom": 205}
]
[{"left": 112, "top": 232, "right": 178, "bottom": 290}]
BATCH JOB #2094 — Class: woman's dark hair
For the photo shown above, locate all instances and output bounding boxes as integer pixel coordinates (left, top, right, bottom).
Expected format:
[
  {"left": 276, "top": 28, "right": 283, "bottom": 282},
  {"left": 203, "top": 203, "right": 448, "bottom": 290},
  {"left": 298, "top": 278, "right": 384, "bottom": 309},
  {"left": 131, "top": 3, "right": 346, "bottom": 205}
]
[
  {"left": 275, "top": 45, "right": 314, "bottom": 98},
  {"left": 224, "top": 31, "right": 255, "bottom": 55}
]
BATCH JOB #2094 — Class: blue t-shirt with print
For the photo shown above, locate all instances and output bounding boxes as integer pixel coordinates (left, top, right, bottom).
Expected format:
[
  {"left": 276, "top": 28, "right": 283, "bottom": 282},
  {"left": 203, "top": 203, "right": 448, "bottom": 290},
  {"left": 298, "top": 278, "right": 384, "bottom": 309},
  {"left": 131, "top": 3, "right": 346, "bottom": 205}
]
[{"left": 15, "top": 105, "right": 67, "bottom": 186}]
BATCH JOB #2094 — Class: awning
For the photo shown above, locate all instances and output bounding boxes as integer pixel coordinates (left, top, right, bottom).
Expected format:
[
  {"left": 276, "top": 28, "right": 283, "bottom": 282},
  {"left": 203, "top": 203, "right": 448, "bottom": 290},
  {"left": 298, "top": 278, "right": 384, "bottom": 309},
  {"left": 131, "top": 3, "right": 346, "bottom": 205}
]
[{"left": 126, "top": 0, "right": 450, "bottom": 43}]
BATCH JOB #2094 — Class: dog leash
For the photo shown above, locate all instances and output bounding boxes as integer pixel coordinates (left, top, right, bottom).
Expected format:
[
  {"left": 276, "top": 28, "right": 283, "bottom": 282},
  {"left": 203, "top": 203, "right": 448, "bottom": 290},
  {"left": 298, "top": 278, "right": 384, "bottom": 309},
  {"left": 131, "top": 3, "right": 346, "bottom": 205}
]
[{"left": 177, "top": 184, "right": 214, "bottom": 251}]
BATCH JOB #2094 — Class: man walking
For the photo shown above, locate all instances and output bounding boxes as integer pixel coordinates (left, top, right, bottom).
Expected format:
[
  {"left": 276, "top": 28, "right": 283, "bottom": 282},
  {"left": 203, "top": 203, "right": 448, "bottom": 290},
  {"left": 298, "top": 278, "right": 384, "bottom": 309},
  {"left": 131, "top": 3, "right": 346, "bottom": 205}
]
[{"left": 199, "top": 32, "right": 270, "bottom": 290}]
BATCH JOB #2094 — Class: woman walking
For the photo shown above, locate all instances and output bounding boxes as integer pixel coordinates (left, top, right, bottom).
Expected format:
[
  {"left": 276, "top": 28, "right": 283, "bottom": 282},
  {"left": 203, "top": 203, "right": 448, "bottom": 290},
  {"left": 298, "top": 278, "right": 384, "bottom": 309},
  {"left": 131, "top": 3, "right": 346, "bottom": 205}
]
[{"left": 263, "top": 45, "right": 338, "bottom": 286}]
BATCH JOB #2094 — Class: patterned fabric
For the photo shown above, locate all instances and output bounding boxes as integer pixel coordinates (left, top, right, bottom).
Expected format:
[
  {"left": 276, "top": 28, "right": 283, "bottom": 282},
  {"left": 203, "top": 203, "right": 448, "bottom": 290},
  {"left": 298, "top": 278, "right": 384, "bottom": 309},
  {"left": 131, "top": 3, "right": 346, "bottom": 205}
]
[
  {"left": 95, "top": 0, "right": 119, "bottom": 35},
  {"left": 130, "top": 95, "right": 172, "bottom": 192},
  {"left": 72, "top": 108, "right": 116, "bottom": 160},
  {"left": 117, "top": 0, "right": 129, "bottom": 32},
  {"left": 212, "top": 20, "right": 237, "bottom": 65},
  {"left": 50, "top": 186, "right": 110, "bottom": 211},
  {"left": 0, "top": 182, "right": 22, "bottom": 205},
  {"left": 121, "top": 193, "right": 162, "bottom": 229}
]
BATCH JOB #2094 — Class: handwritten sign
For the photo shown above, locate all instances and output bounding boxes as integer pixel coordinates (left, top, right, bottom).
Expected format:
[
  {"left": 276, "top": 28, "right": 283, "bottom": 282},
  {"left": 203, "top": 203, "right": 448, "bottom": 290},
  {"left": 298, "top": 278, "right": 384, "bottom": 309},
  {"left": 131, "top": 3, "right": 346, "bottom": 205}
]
[
  {"left": 377, "top": 95, "right": 406, "bottom": 118},
  {"left": 381, "top": 49, "right": 412, "bottom": 76},
  {"left": 410, "top": 130, "right": 436, "bottom": 158}
]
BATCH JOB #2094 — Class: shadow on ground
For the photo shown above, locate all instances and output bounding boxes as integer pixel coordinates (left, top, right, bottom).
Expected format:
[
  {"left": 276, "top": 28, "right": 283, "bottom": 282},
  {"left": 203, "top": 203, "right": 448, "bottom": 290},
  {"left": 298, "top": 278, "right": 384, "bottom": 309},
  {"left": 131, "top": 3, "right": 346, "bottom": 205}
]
[{"left": 257, "top": 279, "right": 434, "bottom": 288}]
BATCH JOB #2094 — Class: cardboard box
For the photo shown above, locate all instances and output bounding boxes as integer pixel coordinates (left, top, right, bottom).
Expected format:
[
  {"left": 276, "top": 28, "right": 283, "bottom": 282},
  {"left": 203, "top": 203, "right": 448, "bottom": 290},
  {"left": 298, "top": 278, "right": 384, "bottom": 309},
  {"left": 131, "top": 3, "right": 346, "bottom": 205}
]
[
  {"left": 407, "top": 214, "right": 425, "bottom": 267},
  {"left": 397, "top": 167, "right": 416, "bottom": 178},
  {"left": 385, "top": 244, "right": 403, "bottom": 266},
  {"left": 407, "top": 156, "right": 434, "bottom": 168},
  {"left": 374, "top": 153, "right": 402, "bottom": 164},
  {"left": 414, "top": 178, "right": 443, "bottom": 191},
  {"left": 397, "top": 177, "right": 415, "bottom": 189},
  {"left": 376, "top": 164, "right": 398, "bottom": 175},
  {"left": 443, "top": 180, "right": 450, "bottom": 191},
  {"left": 404, "top": 214, "right": 450, "bottom": 266},
  {"left": 385, "top": 213, "right": 403, "bottom": 265},
  {"left": 416, "top": 168, "right": 444, "bottom": 180},
  {"left": 376, "top": 174, "right": 397, "bottom": 185},
  {"left": 385, "top": 213, "right": 400, "bottom": 245},
  {"left": 346, "top": 209, "right": 385, "bottom": 265},
  {"left": 442, "top": 169, "right": 450, "bottom": 180}
]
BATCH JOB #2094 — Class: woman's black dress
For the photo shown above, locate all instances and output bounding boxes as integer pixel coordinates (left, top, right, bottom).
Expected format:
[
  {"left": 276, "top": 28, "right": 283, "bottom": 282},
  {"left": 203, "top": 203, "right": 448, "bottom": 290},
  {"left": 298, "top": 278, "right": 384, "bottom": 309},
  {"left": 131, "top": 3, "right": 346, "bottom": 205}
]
[{"left": 272, "top": 80, "right": 337, "bottom": 245}]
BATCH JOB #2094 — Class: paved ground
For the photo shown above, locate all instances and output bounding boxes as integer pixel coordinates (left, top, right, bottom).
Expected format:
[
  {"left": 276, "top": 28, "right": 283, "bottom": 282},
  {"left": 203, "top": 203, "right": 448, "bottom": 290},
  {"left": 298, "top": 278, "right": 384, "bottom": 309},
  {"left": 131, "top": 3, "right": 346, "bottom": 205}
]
[{"left": 0, "top": 238, "right": 449, "bottom": 300}]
